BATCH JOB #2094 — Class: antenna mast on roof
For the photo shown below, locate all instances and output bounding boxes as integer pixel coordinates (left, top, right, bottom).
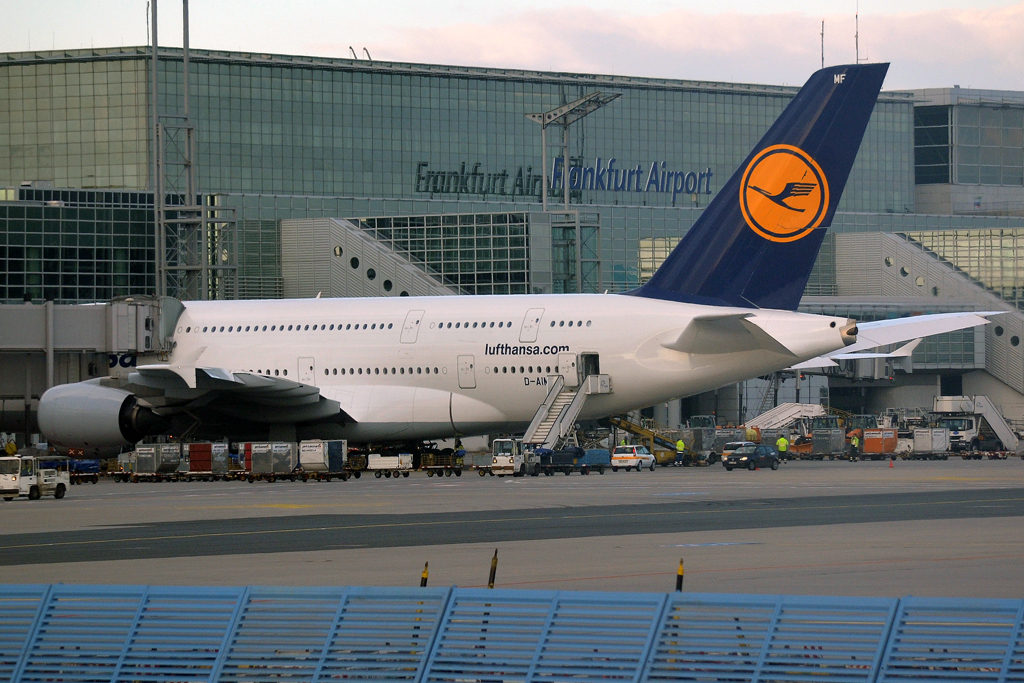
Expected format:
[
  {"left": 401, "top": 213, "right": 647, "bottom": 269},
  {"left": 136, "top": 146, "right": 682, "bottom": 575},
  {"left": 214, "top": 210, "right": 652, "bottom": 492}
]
[{"left": 855, "top": 0, "right": 861, "bottom": 63}]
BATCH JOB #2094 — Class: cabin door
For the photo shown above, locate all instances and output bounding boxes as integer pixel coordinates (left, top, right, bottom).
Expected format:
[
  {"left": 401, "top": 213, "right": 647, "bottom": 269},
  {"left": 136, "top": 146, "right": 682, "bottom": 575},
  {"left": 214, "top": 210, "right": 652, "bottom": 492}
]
[
  {"left": 299, "top": 357, "right": 316, "bottom": 385},
  {"left": 457, "top": 355, "right": 477, "bottom": 389},
  {"left": 557, "top": 352, "right": 578, "bottom": 387}
]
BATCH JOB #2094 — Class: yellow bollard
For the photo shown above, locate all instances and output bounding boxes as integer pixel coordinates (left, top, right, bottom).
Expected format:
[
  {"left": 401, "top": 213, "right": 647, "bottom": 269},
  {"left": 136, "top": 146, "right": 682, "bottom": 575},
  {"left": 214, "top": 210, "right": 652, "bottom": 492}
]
[
  {"left": 420, "top": 562, "right": 429, "bottom": 587},
  {"left": 487, "top": 549, "right": 498, "bottom": 589},
  {"left": 675, "top": 559, "right": 684, "bottom": 592}
]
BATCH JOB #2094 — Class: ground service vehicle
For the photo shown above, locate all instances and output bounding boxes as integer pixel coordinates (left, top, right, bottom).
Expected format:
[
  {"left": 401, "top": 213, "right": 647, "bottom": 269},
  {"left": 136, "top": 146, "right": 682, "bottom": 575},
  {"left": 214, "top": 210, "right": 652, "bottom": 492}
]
[
  {"left": 367, "top": 453, "right": 413, "bottom": 478},
  {"left": 536, "top": 447, "right": 578, "bottom": 476},
  {"left": 932, "top": 396, "right": 1019, "bottom": 457},
  {"left": 579, "top": 448, "right": 610, "bottom": 474},
  {"left": 722, "top": 444, "right": 780, "bottom": 471},
  {"left": 1, "top": 455, "right": 70, "bottom": 500},
  {"left": 490, "top": 438, "right": 539, "bottom": 477},
  {"left": 421, "top": 449, "right": 464, "bottom": 477},
  {"left": 611, "top": 445, "right": 656, "bottom": 471},
  {"left": 67, "top": 458, "right": 101, "bottom": 485}
]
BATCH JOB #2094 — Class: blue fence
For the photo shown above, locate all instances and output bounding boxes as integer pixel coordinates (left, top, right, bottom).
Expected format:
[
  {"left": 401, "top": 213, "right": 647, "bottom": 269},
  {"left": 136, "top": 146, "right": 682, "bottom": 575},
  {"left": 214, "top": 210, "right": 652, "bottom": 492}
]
[{"left": 3, "top": 584, "right": 1024, "bottom": 682}]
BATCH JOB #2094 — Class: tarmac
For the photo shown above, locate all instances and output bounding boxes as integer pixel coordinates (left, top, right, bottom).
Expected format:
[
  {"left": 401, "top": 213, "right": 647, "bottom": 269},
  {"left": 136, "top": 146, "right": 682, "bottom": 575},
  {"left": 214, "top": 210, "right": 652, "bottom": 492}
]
[{"left": 2, "top": 458, "right": 1022, "bottom": 597}]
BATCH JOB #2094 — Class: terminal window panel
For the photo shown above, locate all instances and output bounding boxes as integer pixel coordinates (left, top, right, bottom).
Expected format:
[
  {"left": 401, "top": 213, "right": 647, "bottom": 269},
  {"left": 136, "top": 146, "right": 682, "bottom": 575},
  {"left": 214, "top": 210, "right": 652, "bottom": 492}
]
[
  {"left": 954, "top": 105, "right": 1024, "bottom": 187},
  {"left": 904, "top": 228, "right": 1024, "bottom": 310},
  {"left": 357, "top": 213, "right": 530, "bottom": 295},
  {"left": 0, "top": 203, "right": 155, "bottom": 304}
]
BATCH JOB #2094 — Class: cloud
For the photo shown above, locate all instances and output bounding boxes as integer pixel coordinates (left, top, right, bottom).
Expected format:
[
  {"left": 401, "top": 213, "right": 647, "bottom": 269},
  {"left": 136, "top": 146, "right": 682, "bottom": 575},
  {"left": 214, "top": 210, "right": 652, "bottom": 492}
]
[{"left": 342, "top": 3, "right": 1024, "bottom": 90}]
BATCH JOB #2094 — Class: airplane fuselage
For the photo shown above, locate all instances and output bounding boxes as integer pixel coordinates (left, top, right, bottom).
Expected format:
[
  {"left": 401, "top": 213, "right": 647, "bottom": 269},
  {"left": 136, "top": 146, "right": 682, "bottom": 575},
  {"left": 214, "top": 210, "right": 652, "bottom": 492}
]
[{"left": 171, "top": 293, "right": 852, "bottom": 442}]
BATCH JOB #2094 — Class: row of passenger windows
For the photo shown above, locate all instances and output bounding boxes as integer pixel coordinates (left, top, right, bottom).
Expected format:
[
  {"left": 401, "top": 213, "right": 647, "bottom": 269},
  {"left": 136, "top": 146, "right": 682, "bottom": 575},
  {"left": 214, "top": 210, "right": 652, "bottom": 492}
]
[
  {"left": 325, "top": 367, "right": 442, "bottom": 376},
  {"left": 183, "top": 323, "right": 395, "bottom": 333},
  {"left": 250, "top": 365, "right": 553, "bottom": 379},
  {"left": 486, "top": 366, "right": 552, "bottom": 374},
  {"left": 430, "top": 321, "right": 511, "bottom": 329},
  {"left": 182, "top": 318, "right": 594, "bottom": 335}
]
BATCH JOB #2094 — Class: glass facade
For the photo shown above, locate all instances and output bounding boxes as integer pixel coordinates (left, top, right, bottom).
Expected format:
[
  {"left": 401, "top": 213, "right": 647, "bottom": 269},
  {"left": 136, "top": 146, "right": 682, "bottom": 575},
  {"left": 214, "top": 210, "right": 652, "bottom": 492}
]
[
  {"left": 955, "top": 104, "right": 1024, "bottom": 186},
  {"left": 0, "top": 190, "right": 154, "bottom": 302},
  {"left": 357, "top": 213, "right": 530, "bottom": 295},
  {"left": 914, "top": 106, "right": 950, "bottom": 184},
  {"left": 0, "top": 50, "right": 149, "bottom": 189},
  {"left": 1, "top": 47, "right": 915, "bottom": 215}
]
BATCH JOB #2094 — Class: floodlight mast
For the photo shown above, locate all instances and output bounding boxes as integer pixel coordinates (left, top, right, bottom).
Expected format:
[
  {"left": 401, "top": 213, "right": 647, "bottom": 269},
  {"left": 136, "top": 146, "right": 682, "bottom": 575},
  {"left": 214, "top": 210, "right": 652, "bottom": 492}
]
[{"left": 527, "top": 92, "right": 621, "bottom": 212}]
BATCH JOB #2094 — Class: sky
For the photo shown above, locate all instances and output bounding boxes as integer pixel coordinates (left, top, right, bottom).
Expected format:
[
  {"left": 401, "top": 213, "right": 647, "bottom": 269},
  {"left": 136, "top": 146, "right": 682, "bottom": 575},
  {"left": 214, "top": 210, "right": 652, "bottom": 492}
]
[{"left": 2, "top": 0, "right": 1023, "bottom": 90}]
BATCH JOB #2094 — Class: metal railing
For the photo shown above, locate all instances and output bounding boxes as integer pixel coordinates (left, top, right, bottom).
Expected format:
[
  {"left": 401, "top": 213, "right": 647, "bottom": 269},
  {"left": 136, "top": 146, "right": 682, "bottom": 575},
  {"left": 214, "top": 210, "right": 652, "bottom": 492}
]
[{"left": 5, "top": 584, "right": 1024, "bottom": 682}]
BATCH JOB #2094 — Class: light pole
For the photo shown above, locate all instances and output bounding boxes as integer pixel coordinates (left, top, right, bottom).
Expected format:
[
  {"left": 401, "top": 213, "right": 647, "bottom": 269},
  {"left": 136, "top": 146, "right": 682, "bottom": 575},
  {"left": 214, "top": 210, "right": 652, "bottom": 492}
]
[{"left": 526, "top": 92, "right": 621, "bottom": 212}]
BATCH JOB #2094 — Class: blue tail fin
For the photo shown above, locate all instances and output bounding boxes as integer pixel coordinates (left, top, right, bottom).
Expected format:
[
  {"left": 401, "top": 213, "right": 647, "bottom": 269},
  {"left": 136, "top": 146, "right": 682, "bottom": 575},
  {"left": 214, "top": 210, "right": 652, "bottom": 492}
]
[{"left": 630, "top": 63, "right": 889, "bottom": 310}]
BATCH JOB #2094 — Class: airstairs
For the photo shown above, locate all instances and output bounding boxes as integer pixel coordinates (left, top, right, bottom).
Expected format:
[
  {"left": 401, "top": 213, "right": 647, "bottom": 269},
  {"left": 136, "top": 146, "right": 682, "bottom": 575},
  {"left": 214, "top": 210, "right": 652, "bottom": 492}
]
[
  {"left": 745, "top": 402, "right": 826, "bottom": 430},
  {"left": 523, "top": 375, "right": 610, "bottom": 450},
  {"left": 934, "top": 395, "right": 1021, "bottom": 454}
]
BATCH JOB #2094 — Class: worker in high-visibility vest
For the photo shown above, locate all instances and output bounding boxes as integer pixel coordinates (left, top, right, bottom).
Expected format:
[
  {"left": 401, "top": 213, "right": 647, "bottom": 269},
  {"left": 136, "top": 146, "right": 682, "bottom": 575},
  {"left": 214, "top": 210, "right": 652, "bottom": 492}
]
[
  {"left": 675, "top": 438, "right": 686, "bottom": 466},
  {"left": 849, "top": 433, "right": 861, "bottom": 461},
  {"left": 775, "top": 435, "right": 789, "bottom": 461}
]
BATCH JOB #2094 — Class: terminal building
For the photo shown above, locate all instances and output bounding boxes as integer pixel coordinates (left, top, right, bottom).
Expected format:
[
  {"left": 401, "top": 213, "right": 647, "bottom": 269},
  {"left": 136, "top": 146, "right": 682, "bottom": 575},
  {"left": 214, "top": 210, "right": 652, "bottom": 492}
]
[{"left": 2, "top": 46, "right": 1024, "bottom": 436}]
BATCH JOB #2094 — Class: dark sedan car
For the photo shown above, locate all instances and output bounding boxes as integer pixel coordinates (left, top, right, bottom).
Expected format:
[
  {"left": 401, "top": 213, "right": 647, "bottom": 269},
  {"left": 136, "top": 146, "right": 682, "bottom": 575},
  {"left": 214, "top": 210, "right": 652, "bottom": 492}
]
[{"left": 722, "top": 444, "right": 780, "bottom": 471}]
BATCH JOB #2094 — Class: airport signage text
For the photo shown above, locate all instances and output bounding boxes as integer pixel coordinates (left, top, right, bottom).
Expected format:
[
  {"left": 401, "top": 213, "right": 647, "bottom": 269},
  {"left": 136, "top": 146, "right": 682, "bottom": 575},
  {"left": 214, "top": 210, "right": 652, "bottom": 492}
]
[{"left": 415, "top": 159, "right": 714, "bottom": 202}]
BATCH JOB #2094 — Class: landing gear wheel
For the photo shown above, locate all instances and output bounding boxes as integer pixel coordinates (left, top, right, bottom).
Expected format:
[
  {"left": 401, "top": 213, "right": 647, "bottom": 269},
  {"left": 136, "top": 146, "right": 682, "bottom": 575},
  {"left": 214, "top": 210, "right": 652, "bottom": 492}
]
[{"left": 55, "top": 483, "right": 66, "bottom": 499}]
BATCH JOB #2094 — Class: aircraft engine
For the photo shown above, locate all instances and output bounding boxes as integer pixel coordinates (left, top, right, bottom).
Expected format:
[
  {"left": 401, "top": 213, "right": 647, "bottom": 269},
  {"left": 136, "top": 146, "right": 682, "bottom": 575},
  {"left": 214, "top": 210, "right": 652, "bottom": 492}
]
[{"left": 38, "top": 382, "right": 169, "bottom": 456}]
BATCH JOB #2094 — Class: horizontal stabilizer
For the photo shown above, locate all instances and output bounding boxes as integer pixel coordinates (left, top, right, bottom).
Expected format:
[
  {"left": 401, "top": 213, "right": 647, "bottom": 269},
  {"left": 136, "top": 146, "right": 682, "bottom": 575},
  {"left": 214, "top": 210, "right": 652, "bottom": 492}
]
[
  {"left": 790, "top": 312, "right": 999, "bottom": 369},
  {"left": 663, "top": 313, "right": 794, "bottom": 356}
]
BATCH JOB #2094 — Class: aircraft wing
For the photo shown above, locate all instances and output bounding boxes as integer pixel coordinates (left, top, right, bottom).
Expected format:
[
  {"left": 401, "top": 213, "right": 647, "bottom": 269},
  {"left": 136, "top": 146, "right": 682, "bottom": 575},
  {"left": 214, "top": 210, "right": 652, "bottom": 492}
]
[
  {"left": 790, "top": 311, "right": 1002, "bottom": 370},
  {"left": 128, "top": 365, "right": 344, "bottom": 423}
]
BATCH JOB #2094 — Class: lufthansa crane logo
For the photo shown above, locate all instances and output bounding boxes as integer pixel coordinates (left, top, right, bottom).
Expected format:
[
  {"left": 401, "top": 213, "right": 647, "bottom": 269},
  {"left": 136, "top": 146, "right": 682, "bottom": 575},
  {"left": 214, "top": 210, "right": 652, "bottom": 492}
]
[{"left": 739, "top": 144, "right": 829, "bottom": 243}]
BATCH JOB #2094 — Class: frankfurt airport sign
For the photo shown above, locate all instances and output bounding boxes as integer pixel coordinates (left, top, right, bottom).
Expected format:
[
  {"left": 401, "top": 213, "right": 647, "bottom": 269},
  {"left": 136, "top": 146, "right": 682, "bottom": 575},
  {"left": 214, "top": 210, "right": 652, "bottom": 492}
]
[{"left": 415, "top": 158, "right": 713, "bottom": 203}]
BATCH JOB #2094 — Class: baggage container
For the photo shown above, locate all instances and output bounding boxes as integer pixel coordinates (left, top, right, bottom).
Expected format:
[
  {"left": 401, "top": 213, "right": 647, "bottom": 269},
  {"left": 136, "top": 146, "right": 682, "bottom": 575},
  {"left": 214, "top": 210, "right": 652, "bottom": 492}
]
[
  {"left": 187, "top": 442, "right": 212, "bottom": 472},
  {"left": 714, "top": 428, "right": 746, "bottom": 455},
  {"left": 863, "top": 428, "right": 898, "bottom": 457},
  {"left": 211, "top": 442, "right": 230, "bottom": 474},
  {"left": 249, "top": 442, "right": 299, "bottom": 481},
  {"left": 812, "top": 429, "right": 845, "bottom": 458},
  {"left": 579, "top": 448, "right": 611, "bottom": 474},
  {"left": 299, "top": 440, "right": 347, "bottom": 473},
  {"left": 912, "top": 428, "right": 950, "bottom": 459},
  {"left": 136, "top": 443, "right": 181, "bottom": 474}
]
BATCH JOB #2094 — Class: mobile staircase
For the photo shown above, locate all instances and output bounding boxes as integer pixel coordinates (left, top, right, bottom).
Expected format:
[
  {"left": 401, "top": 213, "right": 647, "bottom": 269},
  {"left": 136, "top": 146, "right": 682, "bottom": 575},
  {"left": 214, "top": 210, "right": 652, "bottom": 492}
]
[
  {"left": 745, "top": 402, "right": 826, "bottom": 430},
  {"left": 523, "top": 375, "right": 611, "bottom": 449}
]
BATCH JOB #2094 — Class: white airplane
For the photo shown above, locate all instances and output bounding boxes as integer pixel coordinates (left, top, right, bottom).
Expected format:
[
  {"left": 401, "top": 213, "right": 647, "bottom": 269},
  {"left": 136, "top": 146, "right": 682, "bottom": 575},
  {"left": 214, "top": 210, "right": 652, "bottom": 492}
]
[{"left": 38, "top": 62, "right": 994, "bottom": 457}]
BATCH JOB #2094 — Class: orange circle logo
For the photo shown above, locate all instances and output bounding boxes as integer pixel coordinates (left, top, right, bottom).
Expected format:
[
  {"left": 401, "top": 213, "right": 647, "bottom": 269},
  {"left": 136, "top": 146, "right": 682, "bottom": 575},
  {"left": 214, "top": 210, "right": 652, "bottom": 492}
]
[{"left": 739, "top": 144, "right": 830, "bottom": 242}]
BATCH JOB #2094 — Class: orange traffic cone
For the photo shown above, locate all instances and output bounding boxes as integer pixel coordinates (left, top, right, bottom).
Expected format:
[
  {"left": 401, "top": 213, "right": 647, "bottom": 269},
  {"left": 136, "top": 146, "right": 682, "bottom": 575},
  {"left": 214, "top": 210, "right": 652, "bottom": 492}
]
[{"left": 889, "top": 458, "right": 894, "bottom": 468}]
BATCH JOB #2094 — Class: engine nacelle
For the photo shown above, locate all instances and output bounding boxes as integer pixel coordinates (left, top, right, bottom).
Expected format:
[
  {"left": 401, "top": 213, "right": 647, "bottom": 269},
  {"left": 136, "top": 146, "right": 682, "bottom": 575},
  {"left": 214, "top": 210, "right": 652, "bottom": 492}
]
[{"left": 38, "top": 382, "right": 169, "bottom": 457}]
